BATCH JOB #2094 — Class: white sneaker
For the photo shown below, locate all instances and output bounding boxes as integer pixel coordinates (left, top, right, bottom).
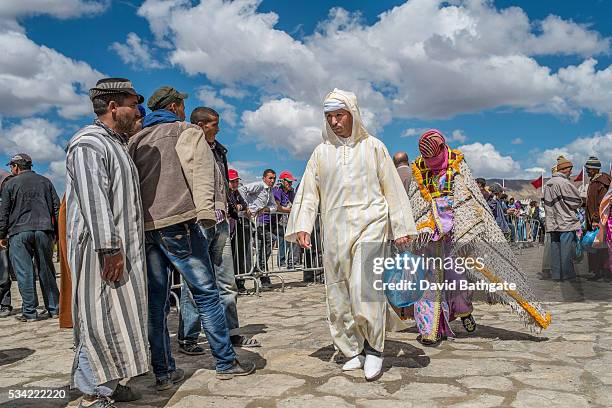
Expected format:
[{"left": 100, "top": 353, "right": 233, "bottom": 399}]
[
  {"left": 364, "top": 355, "right": 383, "bottom": 380},
  {"left": 341, "top": 355, "right": 365, "bottom": 371}
]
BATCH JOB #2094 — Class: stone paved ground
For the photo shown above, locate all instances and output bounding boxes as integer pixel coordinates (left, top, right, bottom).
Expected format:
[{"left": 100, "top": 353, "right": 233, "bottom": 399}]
[{"left": 0, "top": 245, "right": 611, "bottom": 408}]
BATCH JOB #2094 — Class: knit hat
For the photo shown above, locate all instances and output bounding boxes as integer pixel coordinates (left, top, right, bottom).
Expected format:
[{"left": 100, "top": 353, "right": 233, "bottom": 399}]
[
  {"left": 556, "top": 157, "right": 573, "bottom": 172},
  {"left": 585, "top": 156, "right": 601, "bottom": 170}
]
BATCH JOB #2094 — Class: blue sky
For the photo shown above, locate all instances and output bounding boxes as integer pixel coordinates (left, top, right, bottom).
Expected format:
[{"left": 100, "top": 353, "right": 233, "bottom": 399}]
[{"left": 1, "top": 0, "right": 611, "bottom": 191}]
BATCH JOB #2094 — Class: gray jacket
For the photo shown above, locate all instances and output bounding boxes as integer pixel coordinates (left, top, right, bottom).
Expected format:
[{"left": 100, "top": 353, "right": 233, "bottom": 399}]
[{"left": 543, "top": 172, "right": 582, "bottom": 232}]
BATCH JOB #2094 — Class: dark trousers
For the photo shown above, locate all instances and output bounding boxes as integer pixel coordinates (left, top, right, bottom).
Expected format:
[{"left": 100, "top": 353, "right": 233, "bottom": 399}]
[
  {"left": 587, "top": 248, "right": 610, "bottom": 276},
  {"left": 0, "top": 249, "right": 11, "bottom": 309},
  {"left": 8, "top": 230, "right": 59, "bottom": 318},
  {"left": 256, "top": 225, "right": 273, "bottom": 272},
  {"left": 231, "top": 218, "right": 252, "bottom": 276}
]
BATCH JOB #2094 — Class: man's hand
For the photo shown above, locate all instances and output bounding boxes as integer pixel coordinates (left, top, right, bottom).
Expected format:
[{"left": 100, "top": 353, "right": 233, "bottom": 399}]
[
  {"left": 592, "top": 222, "right": 600, "bottom": 229},
  {"left": 0, "top": 239, "right": 7, "bottom": 250},
  {"left": 394, "top": 235, "right": 413, "bottom": 252},
  {"left": 297, "top": 232, "right": 311, "bottom": 249},
  {"left": 101, "top": 251, "right": 124, "bottom": 283}
]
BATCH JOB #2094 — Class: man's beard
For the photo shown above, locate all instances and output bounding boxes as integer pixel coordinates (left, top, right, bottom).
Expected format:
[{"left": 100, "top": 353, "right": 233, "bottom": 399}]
[{"left": 116, "top": 113, "right": 136, "bottom": 135}]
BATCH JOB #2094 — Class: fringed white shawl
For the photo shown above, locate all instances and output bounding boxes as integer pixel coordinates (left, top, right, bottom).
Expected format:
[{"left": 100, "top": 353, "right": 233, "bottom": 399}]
[{"left": 408, "top": 156, "right": 551, "bottom": 331}]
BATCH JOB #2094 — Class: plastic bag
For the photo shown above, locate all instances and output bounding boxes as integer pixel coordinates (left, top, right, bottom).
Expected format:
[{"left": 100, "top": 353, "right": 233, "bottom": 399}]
[
  {"left": 581, "top": 228, "right": 600, "bottom": 253},
  {"left": 383, "top": 251, "right": 427, "bottom": 308}
]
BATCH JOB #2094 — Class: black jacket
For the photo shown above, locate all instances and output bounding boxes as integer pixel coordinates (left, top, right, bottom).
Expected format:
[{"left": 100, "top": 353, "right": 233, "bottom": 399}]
[
  {"left": 0, "top": 171, "right": 60, "bottom": 239},
  {"left": 210, "top": 140, "right": 242, "bottom": 219}
]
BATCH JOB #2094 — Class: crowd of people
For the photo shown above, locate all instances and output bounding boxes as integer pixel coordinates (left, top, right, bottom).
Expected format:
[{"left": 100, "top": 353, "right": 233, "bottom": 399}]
[{"left": 0, "top": 79, "right": 609, "bottom": 407}]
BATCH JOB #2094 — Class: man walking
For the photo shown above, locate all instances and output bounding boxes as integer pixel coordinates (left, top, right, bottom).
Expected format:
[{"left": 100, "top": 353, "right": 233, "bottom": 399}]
[
  {"left": 129, "top": 86, "right": 254, "bottom": 389},
  {"left": 543, "top": 157, "right": 582, "bottom": 281},
  {"left": 285, "top": 89, "right": 416, "bottom": 380},
  {"left": 0, "top": 154, "right": 60, "bottom": 322},
  {"left": 66, "top": 78, "right": 147, "bottom": 407},
  {"left": 584, "top": 156, "right": 611, "bottom": 281}
]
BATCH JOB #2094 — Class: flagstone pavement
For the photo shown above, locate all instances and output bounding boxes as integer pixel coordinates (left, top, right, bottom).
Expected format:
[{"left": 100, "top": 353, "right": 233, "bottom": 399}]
[{"left": 0, "top": 244, "right": 611, "bottom": 408}]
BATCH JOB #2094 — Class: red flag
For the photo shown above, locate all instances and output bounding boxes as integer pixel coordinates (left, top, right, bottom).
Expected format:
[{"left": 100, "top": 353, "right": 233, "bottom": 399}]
[
  {"left": 574, "top": 169, "right": 583, "bottom": 182},
  {"left": 531, "top": 175, "right": 543, "bottom": 189}
]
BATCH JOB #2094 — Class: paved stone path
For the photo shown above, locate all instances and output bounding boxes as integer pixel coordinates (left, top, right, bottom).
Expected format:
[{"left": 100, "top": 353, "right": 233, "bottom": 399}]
[{"left": 0, "top": 245, "right": 610, "bottom": 407}]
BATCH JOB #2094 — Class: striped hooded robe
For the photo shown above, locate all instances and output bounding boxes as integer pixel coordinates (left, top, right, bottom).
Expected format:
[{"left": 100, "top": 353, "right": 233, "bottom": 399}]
[
  {"left": 285, "top": 89, "right": 417, "bottom": 356},
  {"left": 65, "top": 121, "right": 149, "bottom": 386}
]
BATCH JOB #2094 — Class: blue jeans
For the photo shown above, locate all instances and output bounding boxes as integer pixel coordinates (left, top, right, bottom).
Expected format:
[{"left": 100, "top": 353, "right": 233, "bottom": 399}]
[
  {"left": 74, "top": 344, "right": 118, "bottom": 397},
  {"left": 9, "top": 231, "right": 59, "bottom": 318},
  {"left": 145, "top": 221, "right": 236, "bottom": 378},
  {"left": 550, "top": 231, "right": 576, "bottom": 280},
  {"left": 179, "top": 221, "right": 240, "bottom": 342}
]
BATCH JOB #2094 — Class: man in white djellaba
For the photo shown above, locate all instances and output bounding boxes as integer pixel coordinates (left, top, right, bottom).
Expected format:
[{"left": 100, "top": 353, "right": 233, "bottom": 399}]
[{"left": 285, "top": 89, "right": 417, "bottom": 380}]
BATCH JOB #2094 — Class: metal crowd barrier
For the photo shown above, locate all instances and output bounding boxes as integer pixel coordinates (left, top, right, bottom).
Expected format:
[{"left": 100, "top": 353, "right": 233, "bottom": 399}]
[
  {"left": 232, "top": 211, "right": 324, "bottom": 295},
  {"left": 508, "top": 215, "right": 543, "bottom": 256},
  {"left": 169, "top": 211, "right": 325, "bottom": 307}
]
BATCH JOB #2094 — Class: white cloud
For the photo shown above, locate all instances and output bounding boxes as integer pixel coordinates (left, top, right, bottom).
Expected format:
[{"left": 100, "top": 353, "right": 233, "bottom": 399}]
[
  {"left": 0, "top": 118, "right": 67, "bottom": 162},
  {"left": 228, "top": 160, "right": 267, "bottom": 184},
  {"left": 0, "top": 1, "right": 106, "bottom": 119},
  {"left": 526, "top": 15, "right": 610, "bottom": 57},
  {"left": 220, "top": 87, "right": 248, "bottom": 99},
  {"left": 557, "top": 59, "right": 612, "bottom": 121},
  {"left": 524, "top": 167, "right": 546, "bottom": 174},
  {"left": 195, "top": 86, "right": 238, "bottom": 126},
  {"left": 449, "top": 129, "right": 467, "bottom": 143},
  {"left": 44, "top": 160, "right": 67, "bottom": 193},
  {"left": 511, "top": 138, "right": 523, "bottom": 145},
  {"left": 137, "top": 0, "right": 612, "bottom": 159},
  {"left": 0, "top": 31, "right": 102, "bottom": 118},
  {"left": 401, "top": 127, "right": 424, "bottom": 138},
  {"left": 459, "top": 142, "right": 522, "bottom": 178},
  {"left": 110, "top": 32, "right": 163, "bottom": 70},
  {"left": 535, "top": 132, "right": 612, "bottom": 171},
  {"left": 0, "top": 0, "right": 108, "bottom": 21},
  {"left": 241, "top": 98, "right": 322, "bottom": 159},
  {"left": 136, "top": 0, "right": 190, "bottom": 47}
]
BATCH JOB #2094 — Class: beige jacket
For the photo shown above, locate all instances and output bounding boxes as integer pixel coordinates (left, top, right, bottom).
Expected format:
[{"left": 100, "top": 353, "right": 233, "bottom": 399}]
[{"left": 175, "top": 127, "right": 227, "bottom": 228}]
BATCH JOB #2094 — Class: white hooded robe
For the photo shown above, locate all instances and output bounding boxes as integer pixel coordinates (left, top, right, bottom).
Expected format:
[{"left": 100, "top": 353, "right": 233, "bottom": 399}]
[{"left": 285, "top": 89, "right": 417, "bottom": 356}]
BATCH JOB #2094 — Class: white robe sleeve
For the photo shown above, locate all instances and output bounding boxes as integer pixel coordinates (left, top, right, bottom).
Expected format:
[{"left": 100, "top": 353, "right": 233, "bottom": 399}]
[
  {"left": 377, "top": 143, "right": 417, "bottom": 239},
  {"left": 285, "top": 149, "right": 320, "bottom": 242}
]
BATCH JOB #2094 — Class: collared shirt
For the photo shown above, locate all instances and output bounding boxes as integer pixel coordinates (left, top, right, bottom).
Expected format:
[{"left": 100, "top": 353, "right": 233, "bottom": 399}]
[
  {"left": 239, "top": 181, "right": 277, "bottom": 223},
  {"left": 272, "top": 186, "right": 295, "bottom": 208}
]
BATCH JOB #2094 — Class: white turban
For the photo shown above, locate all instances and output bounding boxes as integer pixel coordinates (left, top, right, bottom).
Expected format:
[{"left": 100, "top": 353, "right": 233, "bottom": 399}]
[{"left": 323, "top": 98, "right": 347, "bottom": 113}]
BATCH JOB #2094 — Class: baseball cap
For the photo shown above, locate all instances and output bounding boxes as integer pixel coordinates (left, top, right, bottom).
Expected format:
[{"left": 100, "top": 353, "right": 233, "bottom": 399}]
[
  {"left": 279, "top": 170, "right": 297, "bottom": 181},
  {"left": 7, "top": 153, "right": 32, "bottom": 166},
  {"left": 147, "top": 86, "right": 189, "bottom": 111},
  {"left": 228, "top": 169, "right": 240, "bottom": 181}
]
